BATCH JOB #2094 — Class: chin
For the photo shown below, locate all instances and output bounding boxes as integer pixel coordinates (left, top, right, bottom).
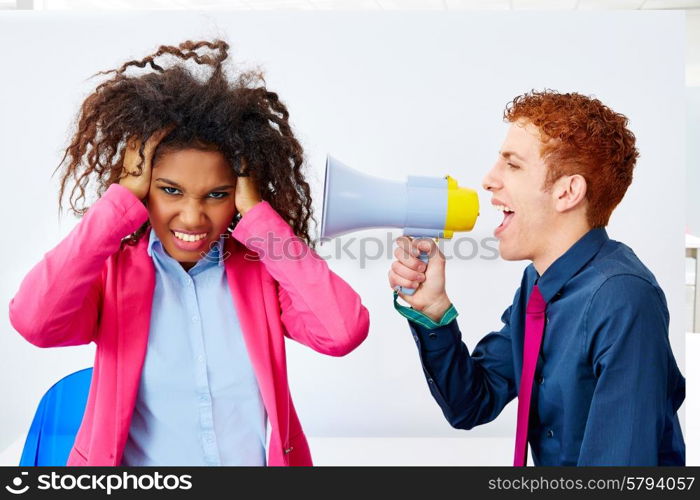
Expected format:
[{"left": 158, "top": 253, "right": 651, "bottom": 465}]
[
  {"left": 172, "top": 253, "right": 200, "bottom": 264},
  {"left": 498, "top": 242, "right": 528, "bottom": 262}
]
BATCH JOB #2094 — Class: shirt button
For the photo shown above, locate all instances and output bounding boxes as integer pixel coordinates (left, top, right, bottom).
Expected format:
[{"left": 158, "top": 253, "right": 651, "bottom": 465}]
[
  {"left": 197, "top": 354, "right": 204, "bottom": 362},
  {"left": 412, "top": 334, "right": 419, "bottom": 343},
  {"left": 427, "top": 378, "right": 434, "bottom": 384},
  {"left": 537, "top": 376, "right": 544, "bottom": 385},
  {"left": 192, "top": 315, "right": 199, "bottom": 322},
  {"left": 547, "top": 429, "right": 554, "bottom": 438}
]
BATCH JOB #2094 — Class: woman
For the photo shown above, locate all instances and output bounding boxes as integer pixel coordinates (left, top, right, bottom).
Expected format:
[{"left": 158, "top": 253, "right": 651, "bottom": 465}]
[{"left": 9, "top": 40, "right": 369, "bottom": 466}]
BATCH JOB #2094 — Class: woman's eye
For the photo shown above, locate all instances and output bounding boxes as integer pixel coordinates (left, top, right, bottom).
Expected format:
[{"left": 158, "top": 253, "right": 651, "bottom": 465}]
[
  {"left": 207, "top": 192, "right": 229, "bottom": 199},
  {"left": 161, "top": 187, "right": 181, "bottom": 195}
]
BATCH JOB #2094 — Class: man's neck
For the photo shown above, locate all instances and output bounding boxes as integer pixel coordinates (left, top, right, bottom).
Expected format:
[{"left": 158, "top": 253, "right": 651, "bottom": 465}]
[{"left": 532, "top": 220, "right": 592, "bottom": 276}]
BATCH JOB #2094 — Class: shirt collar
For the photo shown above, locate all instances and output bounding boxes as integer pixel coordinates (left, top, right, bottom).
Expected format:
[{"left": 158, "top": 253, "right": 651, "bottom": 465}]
[
  {"left": 147, "top": 227, "right": 159, "bottom": 257},
  {"left": 147, "top": 228, "right": 226, "bottom": 269},
  {"left": 535, "top": 227, "right": 609, "bottom": 303}
]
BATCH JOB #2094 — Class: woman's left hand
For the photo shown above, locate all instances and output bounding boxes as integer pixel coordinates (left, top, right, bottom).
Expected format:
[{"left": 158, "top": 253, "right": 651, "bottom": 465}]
[{"left": 235, "top": 158, "right": 262, "bottom": 216}]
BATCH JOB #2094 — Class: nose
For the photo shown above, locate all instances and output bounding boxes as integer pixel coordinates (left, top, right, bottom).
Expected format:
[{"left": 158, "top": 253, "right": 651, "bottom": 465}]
[
  {"left": 482, "top": 161, "right": 502, "bottom": 192},
  {"left": 179, "top": 197, "right": 207, "bottom": 228}
]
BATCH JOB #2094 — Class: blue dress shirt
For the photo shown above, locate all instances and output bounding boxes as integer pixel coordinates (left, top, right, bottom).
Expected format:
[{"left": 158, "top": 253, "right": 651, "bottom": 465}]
[
  {"left": 402, "top": 228, "right": 685, "bottom": 465},
  {"left": 121, "top": 230, "right": 267, "bottom": 466}
]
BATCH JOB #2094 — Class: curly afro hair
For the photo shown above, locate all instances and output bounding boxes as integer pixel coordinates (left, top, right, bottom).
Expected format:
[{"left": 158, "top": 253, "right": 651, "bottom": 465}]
[
  {"left": 56, "top": 39, "right": 315, "bottom": 246},
  {"left": 504, "top": 90, "right": 639, "bottom": 228}
]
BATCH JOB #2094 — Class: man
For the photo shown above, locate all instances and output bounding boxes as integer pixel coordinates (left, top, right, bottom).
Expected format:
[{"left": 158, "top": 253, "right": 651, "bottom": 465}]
[{"left": 388, "top": 90, "right": 685, "bottom": 466}]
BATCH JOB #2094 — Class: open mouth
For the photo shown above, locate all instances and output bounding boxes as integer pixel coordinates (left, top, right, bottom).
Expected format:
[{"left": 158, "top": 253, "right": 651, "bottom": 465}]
[
  {"left": 170, "top": 230, "right": 209, "bottom": 251},
  {"left": 494, "top": 204, "right": 515, "bottom": 237},
  {"left": 172, "top": 231, "right": 207, "bottom": 242}
]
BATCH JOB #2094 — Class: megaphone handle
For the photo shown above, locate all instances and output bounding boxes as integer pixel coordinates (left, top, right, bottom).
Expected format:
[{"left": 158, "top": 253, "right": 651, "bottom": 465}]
[{"left": 399, "top": 251, "right": 429, "bottom": 296}]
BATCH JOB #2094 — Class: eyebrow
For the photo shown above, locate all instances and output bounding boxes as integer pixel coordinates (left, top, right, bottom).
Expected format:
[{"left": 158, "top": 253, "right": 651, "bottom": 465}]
[
  {"left": 500, "top": 151, "right": 527, "bottom": 163},
  {"left": 154, "top": 178, "right": 236, "bottom": 191}
]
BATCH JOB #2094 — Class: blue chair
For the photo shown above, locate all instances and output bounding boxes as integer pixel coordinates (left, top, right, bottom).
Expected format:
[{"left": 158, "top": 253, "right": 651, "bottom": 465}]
[{"left": 20, "top": 368, "right": 92, "bottom": 466}]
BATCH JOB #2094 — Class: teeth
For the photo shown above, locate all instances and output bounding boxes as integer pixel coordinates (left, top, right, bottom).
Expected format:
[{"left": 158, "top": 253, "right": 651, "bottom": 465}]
[
  {"left": 173, "top": 231, "right": 207, "bottom": 242},
  {"left": 494, "top": 204, "right": 515, "bottom": 213}
]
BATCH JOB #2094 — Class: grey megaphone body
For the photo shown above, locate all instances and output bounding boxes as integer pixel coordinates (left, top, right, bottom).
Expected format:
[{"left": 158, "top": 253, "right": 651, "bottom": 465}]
[{"left": 320, "top": 155, "right": 479, "bottom": 295}]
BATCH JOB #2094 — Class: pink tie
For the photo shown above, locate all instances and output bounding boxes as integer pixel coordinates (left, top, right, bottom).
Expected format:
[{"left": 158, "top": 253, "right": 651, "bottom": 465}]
[{"left": 513, "top": 284, "right": 546, "bottom": 467}]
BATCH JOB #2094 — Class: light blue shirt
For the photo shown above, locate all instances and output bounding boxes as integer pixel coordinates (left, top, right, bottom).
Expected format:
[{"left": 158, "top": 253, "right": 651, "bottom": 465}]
[{"left": 121, "top": 230, "right": 267, "bottom": 466}]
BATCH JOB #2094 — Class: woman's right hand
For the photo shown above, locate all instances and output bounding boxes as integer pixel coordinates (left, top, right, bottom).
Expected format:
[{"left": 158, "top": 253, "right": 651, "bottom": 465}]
[
  {"left": 388, "top": 236, "right": 452, "bottom": 322},
  {"left": 118, "top": 126, "right": 174, "bottom": 200}
]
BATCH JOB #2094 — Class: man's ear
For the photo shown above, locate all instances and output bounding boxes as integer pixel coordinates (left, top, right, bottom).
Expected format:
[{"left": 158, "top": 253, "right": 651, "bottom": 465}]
[{"left": 554, "top": 174, "right": 587, "bottom": 213}]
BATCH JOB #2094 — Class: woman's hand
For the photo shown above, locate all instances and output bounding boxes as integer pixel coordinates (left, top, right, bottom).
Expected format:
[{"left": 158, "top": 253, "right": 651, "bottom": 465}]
[
  {"left": 118, "top": 126, "right": 174, "bottom": 200},
  {"left": 235, "top": 158, "right": 262, "bottom": 216}
]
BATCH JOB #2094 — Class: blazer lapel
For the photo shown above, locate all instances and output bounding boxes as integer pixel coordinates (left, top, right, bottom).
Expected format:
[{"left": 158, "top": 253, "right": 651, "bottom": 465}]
[
  {"left": 224, "top": 238, "right": 280, "bottom": 432},
  {"left": 114, "top": 235, "right": 155, "bottom": 462}
]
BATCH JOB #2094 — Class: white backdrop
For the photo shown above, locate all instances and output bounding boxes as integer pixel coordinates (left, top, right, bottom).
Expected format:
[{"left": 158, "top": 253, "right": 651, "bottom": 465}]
[{"left": 0, "top": 11, "right": 687, "bottom": 460}]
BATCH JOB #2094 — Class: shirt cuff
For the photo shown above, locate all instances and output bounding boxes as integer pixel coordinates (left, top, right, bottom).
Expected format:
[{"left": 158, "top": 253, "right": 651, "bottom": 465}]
[{"left": 393, "top": 291, "right": 458, "bottom": 329}]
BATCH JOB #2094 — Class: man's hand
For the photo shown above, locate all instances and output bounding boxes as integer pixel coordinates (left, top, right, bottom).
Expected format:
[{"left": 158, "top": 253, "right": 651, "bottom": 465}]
[
  {"left": 388, "top": 236, "right": 452, "bottom": 322},
  {"left": 235, "top": 158, "right": 262, "bottom": 216},
  {"left": 118, "top": 126, "right": 174, "bottom": 200}
]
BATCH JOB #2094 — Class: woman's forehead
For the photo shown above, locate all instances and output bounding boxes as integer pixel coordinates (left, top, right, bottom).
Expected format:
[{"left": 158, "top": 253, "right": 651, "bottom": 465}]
[{"left": 153, "top": 148, "right": 236, "bottom": 186}]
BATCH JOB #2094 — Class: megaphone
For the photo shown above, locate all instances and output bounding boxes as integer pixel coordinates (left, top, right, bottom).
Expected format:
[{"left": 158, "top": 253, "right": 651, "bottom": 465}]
[{"left": 320, "top": 155, "right": 479, "bottom": 295}]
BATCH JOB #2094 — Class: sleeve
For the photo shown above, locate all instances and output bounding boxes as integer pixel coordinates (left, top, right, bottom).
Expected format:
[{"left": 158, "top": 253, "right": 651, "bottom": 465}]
[
  {"left": 393, "top": 291, "right": 459, "bottom": 329},
  {"left": 8, "top": 183, "right": 149, "bottom": 348},
  {"left": 577, "top": 275, "right": 674, "bottom": 465},
  {"left": 405, "top": 300, "right": 517, "bottom": 430},
  {"left": 231, "top": 201, "right": 369, "bottom": 357}
]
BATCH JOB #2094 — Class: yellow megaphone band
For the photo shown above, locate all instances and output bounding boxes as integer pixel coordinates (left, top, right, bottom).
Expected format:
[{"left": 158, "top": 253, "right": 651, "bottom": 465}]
[{"left": 443, "top": 175, "right": 480, "bottom": 239}]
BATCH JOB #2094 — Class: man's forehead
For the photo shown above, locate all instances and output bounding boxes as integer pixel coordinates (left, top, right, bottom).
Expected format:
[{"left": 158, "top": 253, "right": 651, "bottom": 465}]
[{"left": 500, "top": 121, "right": 544, "bottom": 160}]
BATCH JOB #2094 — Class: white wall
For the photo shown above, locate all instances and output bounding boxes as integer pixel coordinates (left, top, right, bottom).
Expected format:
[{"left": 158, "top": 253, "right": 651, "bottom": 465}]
[
  {"left": 0, "top": 11, "right": 687, "bottom": 459},
  {"left": 688, "top": 88, "right": 700, "bottom": 236},
  {"left": 686, "top": 10, "right": 700, "bottom": 86},
  {"left": 686, "top": 12, "right": 700, "bottom": 238}
]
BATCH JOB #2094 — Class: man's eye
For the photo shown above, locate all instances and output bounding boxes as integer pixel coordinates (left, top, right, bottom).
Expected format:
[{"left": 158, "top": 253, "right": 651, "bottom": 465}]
[
  {"left": 208, "top": 192, "right": 229, "bottom": 199},
  {"left": 507, "top": 162, "right": 520, "bottom": 170},
  {"left": 161, "top": 187, "right": 181, "bottom": 195}
]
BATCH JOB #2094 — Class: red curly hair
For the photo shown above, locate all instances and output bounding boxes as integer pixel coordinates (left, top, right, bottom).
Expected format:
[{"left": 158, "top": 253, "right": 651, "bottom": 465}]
[{"left": 504, "top": 90, "right": 639, "bottom": 228}]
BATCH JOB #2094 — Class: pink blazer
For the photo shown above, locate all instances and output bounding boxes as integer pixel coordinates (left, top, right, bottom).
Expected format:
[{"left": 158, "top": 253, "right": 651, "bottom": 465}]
[{"left": 9, "top": 183, "right": 369, "bottom": 466}]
